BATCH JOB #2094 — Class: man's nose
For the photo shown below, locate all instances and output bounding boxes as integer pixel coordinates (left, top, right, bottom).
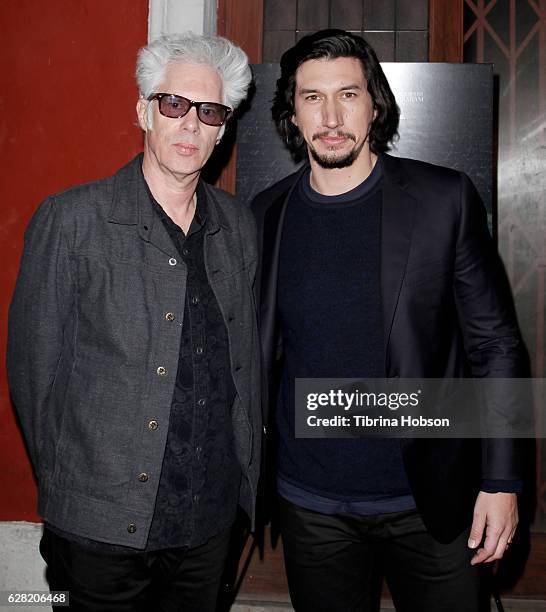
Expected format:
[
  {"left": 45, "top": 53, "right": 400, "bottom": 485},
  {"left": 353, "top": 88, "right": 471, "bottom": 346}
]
[
  {"left": 322, "top": 98, "right": 343, "bottom": 129},
  {"left": 179, "top": 105, "right": 200, "bottom": 131}
]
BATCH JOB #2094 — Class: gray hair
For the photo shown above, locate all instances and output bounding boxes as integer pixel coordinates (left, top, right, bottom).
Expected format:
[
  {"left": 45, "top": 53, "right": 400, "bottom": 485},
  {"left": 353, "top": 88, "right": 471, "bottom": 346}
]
[{"left": 136, "top": 33, "right": 251, "bottom": 131}]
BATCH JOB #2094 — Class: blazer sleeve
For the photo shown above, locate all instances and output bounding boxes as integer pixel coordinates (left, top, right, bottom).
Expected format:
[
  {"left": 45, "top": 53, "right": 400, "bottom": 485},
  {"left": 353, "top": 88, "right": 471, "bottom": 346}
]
[
  {"left": 452, "top": 172, "right": 528, "bottom": 484},
  {"left": 7, "top": 197, "right": 76, "bottom": 474}
]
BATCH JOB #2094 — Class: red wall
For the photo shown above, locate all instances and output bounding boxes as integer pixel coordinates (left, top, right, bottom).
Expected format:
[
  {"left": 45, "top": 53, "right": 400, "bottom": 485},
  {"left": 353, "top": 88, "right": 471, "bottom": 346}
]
[{"left": 0, "top": 1, "right": 148, "bottom": 520}]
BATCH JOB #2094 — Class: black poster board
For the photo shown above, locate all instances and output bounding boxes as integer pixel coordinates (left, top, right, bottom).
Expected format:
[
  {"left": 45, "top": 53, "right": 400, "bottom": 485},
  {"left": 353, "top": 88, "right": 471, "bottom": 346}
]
[{"left": 236, "top": 63, "right": 493, "bottom": 216}]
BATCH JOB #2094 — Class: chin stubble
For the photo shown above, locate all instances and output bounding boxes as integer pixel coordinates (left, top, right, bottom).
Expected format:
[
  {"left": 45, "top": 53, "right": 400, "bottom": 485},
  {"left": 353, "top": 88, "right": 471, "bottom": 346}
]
[{"left": 308, "top": 137, "right": 367, "bottom": 169}]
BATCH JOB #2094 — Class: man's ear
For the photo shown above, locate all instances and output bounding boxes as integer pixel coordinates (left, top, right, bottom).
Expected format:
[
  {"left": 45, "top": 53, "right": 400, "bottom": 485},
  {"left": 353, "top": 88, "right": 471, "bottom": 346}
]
[
  {"left": 136, "top": 97, "right": 148, "bottom": 131},
  {"left": 290, "top": 114, "right": 298, "bottom": 127}
]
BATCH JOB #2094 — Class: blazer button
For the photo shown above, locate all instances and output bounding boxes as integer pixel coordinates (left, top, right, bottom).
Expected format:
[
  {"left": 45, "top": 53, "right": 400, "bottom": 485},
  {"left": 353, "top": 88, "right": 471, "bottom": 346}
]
[
  {"left": 138, "top": 472, "right": 149, "bottom": 483},
  {"left": 165, "top": 312, "right": 175, "bottom": 322},
  {"left": 168, "top": 257, "right": 177, "bottom": 266},
  {"left": 156, "top": 366, "right": 167, "bottom": 376},
  {"left": 148, "top": 420, "right": 158, "bottom": 430},
  {"left": 127, "top": 523, "right": 137, "bottom": 534}
]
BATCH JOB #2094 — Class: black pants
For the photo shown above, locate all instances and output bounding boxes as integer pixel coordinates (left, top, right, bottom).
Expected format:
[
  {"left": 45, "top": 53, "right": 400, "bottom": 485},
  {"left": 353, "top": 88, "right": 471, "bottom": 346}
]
[
  {"left": 279, "top": 497, "right": 489, "bottom": 612},
  {"left": 40, "top": 526, "right": 232, "bottom": 612}
]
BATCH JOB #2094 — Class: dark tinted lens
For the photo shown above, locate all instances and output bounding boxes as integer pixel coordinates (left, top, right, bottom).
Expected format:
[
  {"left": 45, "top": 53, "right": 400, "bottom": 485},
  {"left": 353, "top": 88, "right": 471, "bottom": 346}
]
[
  {"left": 159, "top": 95, "right": 191, "bottom": 118},
  {"left": 197, "top": 103, "right": 229, "bottom": 126}
]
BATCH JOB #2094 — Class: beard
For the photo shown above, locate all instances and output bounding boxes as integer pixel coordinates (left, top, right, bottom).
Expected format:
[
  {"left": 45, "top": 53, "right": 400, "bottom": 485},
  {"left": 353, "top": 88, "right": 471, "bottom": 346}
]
[{"left": 307, "top": 131, "right": 367, "bottom": 169}]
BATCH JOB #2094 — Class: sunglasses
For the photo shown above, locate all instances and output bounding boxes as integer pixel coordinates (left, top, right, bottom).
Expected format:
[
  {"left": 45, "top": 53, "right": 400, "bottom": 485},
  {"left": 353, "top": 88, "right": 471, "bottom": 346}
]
[{"left": 148, "top": 93, "right": 232, "bottom": 127}]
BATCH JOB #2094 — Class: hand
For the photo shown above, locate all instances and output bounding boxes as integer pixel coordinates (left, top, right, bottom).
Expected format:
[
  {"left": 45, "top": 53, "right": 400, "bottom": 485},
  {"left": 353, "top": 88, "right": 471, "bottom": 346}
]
[{"left": 468, "top": 491, "right": 518, "bottom": 565}]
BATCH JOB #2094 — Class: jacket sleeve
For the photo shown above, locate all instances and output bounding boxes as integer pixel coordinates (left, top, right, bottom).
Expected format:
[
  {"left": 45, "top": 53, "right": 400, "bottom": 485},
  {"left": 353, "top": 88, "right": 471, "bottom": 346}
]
[
  {"left": 452, "top": 173, "right": 528, "bottom": 485},
  {"left": 7, "top": 196, "right": 75, "bottom": 475}
]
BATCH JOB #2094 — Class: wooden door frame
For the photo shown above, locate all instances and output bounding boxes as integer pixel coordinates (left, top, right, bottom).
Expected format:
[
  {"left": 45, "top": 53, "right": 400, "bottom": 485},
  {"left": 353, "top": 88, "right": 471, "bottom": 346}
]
[
  {"left": 429, "top": 0, "right": 464, "bottom": 61},
  {"left": 216, "top": 0, "right": 264, "bottom": 194}
]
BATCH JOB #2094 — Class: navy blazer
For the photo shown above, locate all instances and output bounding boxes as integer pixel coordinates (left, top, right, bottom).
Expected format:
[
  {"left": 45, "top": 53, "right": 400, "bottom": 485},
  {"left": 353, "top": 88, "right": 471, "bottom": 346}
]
[{"left": 251, "top": 153, "right": 527, "bottom": 543}]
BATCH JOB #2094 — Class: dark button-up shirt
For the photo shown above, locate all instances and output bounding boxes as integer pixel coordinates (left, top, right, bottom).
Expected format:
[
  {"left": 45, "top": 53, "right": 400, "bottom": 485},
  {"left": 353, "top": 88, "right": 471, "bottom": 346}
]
[{"left": 147, "top": 183, "right": 240, "bottom": 550}]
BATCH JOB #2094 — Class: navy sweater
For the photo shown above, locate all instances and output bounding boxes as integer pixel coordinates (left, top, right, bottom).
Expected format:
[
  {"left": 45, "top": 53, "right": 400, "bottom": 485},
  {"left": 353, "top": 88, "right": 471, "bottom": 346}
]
[{"left": 277, "top": 164, "right": 414, "bottom": 512}]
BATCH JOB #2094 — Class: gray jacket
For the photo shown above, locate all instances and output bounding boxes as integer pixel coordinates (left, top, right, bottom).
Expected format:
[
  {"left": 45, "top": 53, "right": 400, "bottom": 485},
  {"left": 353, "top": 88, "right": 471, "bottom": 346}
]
[{"left": 7, "top": 155, "right": 261, "bottom": 548}]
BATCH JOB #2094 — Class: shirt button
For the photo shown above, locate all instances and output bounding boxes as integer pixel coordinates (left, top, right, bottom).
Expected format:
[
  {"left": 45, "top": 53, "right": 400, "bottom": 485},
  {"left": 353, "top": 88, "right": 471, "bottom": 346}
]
[
  {"left": 196, "top": 445, "right": 202, "bottom": 454},
  {"left": 138, "top": 472, "right": 149, "bottom": 483},
  {"left": 168, "top": 257, "right": 177, "bottom": 266},
  {"left": 195, "top": 347, "right": 203, "bottom": 355},
  {"left": 191, "top": 296, "right": 199, "bottom": 305},
  {"left": 182, "top": 248, "right": 189, "bottom": 256},
  {"left": 193, "top": 494, "right": 199, "bottom": 503},
  {"left": 156, "top": 366, "right": 167, "bottom": 376},
  {"left": 148, "top": 420, "right": 158, "bottom": 430},
  {"left": 165, "top": 312, "right": 175, "bottom": 321},
  {"left": 127, "top": 523, "right": 137, "bottom": 534},
  {"left": 197, "top": 398, "right": 206, "bottom": 407}
]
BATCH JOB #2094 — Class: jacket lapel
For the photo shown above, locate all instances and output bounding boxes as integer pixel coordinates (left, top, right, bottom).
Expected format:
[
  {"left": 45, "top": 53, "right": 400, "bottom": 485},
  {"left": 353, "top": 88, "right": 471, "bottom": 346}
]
[
  {"left": 259, "top": 176, "right": 301, "bottom": 371},
  {"left": 108, "top": 153, "right": 179, "bottom": 259},
  {"left": 379, "top": 154, "right": 417, "bottom": 372},
  {"left": 136, "top": 182, "right": 179, "bottom": 258}
]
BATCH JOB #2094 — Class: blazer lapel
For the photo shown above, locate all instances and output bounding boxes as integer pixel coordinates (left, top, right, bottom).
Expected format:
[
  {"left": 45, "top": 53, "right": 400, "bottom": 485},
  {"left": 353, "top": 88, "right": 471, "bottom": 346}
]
[
  {"left": 379, "top": 154, "right": 417, "bottom": 372},
  {"left": 259, "top": 175, "right": 301, "bottom": 371}
]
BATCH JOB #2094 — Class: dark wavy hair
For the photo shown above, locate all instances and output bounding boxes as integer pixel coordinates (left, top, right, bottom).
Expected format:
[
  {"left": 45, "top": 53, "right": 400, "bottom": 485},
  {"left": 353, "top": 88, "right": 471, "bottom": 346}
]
[{"left": 272, "top": 29, "right": 399, "bottom": 161}]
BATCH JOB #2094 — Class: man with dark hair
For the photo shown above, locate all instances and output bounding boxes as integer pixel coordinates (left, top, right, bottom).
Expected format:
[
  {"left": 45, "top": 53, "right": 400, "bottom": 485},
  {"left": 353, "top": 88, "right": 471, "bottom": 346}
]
[{"left": 252, "top": 29, "right": 524, "bottom": 611}]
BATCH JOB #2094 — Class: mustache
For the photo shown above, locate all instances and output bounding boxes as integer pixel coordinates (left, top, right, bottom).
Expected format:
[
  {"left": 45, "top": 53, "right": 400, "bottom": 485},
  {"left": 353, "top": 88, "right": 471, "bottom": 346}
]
[{"left": 312, "top": 131, "right": 357, "bottom": 142}]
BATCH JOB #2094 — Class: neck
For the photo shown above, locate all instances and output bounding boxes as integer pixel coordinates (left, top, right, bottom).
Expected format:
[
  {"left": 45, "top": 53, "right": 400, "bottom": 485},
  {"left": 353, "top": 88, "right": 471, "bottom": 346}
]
[
  {"left": 141, "top": 153, "right": 198, "bottom": 233},
  {"left": 309, "top": 151, "right": 378, "bottom": 196}
]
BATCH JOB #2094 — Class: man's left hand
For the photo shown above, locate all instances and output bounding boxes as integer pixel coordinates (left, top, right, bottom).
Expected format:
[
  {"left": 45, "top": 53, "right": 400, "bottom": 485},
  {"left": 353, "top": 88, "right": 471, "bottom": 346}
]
[{"left": 468, "top": 491, "right": 518, "bottom": 565}]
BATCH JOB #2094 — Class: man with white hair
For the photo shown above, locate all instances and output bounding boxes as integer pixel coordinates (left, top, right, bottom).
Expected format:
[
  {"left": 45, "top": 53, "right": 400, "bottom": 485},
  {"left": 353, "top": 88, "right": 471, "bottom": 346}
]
[{"left": 8, "top": 33, "right": 260, "bottom": 611}]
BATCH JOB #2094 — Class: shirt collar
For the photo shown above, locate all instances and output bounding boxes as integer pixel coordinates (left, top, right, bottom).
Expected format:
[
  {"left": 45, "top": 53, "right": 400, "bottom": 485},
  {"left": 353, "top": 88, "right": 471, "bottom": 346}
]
[
  {"left": 144, "top": 177, "right": 208, "bottom": 236},
  {"left": 108, "top": 153, "right": 230, "bottom": 235}
]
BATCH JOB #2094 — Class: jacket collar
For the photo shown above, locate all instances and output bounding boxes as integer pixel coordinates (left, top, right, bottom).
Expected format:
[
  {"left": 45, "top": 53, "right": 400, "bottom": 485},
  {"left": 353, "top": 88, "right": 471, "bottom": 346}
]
[
  {"left": 262, "top": 152, "right": 416, "bottom": 210},
  {"left": 107, "top": 153, "right": 232, "bottom": 238},
  {"left": 107, "top": 153, "right": 144, "bottom": 226},
  {"left": 200, "top": 181, "right": 232, "bottom": 234}
]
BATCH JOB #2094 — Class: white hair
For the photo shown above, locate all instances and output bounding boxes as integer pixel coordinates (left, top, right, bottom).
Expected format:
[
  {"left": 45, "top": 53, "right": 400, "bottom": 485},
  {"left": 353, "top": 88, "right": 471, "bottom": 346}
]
[{"left": 136, "top": 33, "right": 251, "bottom": 132}]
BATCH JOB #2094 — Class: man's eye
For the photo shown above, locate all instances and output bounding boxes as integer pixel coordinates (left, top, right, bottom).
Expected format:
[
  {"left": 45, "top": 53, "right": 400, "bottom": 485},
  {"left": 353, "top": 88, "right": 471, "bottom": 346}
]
[
  {"left": 305, "top": 95, "right": 320, "bottom": 101},
  {"left": 168, "top": 101, "right": 181, "bottom": 109},
  {"left": 342, "top": 91, "right": 357, "bottom": 98}
]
